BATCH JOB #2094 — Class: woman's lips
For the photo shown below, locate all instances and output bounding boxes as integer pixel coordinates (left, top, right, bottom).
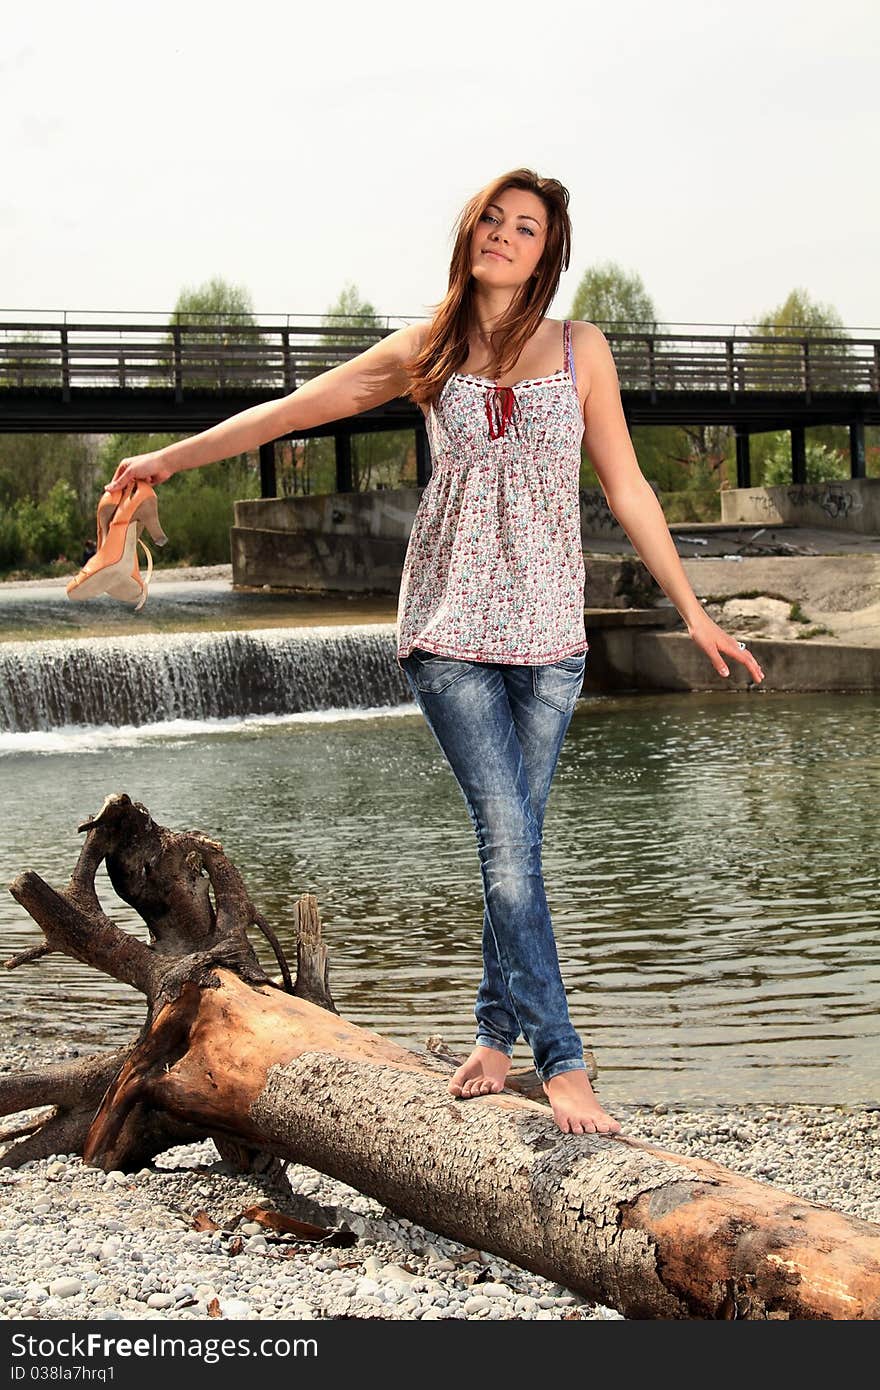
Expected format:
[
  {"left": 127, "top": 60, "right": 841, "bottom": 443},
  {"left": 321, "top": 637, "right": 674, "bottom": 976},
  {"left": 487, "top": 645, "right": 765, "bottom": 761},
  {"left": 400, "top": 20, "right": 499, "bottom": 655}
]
[{"left": 482, "top": 250, "right": 508, "bottom": 261}]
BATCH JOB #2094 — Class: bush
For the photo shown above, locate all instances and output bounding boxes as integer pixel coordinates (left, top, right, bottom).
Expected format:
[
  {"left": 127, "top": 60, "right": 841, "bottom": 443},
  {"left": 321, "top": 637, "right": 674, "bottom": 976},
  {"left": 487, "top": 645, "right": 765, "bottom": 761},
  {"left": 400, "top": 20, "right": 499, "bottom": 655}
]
[
  {"left": 0, "top": 479, "right": 82, "bottom": 567},
  {"left": 758, "top": 438, "right": 850, "bottom": 487},
  {"left": 153, "top": 467, "right": 260, "bottom": 565},
  {"left": 0, "top": 508, "right": 20, "bottom": 569}
]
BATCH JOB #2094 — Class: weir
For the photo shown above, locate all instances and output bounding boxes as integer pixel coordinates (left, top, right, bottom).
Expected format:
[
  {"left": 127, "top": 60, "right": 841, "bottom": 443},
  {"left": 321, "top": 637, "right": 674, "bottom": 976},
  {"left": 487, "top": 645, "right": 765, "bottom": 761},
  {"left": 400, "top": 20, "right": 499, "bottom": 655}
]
[{"left": 0, "top": 624, "right": 406, "bottom": 734}]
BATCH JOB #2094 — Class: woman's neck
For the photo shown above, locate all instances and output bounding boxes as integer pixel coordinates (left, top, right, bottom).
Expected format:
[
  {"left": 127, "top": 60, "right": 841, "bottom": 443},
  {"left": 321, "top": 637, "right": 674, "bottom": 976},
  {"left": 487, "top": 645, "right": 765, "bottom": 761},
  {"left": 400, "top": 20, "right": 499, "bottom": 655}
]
[{"left": 470, "top": 284, "right": 519, "bottom": 341}]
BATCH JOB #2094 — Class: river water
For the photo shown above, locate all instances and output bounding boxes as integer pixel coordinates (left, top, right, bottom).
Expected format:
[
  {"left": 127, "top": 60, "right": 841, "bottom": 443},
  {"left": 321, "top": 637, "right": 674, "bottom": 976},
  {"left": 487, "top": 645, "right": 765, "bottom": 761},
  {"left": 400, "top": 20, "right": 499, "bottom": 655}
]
[{"left": 1, "top": 646, "right": 876, "bottom": 1106}]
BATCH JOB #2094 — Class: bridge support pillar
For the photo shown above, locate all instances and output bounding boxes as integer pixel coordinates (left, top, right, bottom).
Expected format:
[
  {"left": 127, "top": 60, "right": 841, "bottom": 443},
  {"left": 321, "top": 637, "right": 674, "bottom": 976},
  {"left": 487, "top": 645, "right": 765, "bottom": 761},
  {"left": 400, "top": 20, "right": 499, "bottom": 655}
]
[
  {"left": 735, "top": 427, "right": 751, "bottom": 488},
  {"left": 850, "top": 419, "right": 866, "bottom": 479},
  {"left": 335, "top": 432, "right": 353, "bottom": 492},
  {"left": 415, "top": 419, "right": 431, "bottom": 485},
  {"left": 259, "top": 441, "right": 277, "bottom": 499},
  {"left": 791, "top": 423, "right": 807, "bottom": 485}
]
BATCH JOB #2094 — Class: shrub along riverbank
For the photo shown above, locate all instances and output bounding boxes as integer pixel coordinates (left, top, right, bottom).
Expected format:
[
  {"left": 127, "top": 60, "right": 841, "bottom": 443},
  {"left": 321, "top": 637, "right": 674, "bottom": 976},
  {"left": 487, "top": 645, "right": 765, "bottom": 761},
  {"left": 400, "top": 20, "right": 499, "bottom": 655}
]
[{"left": 0, "top": 434, "right": 262, "bottom": 578}]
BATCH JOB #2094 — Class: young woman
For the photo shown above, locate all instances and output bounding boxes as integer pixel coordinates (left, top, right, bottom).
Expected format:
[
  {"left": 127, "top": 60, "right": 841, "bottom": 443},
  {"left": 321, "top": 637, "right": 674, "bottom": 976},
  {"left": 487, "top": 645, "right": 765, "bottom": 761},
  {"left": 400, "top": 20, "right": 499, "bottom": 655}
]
[{"left": 105, "top": 168, "right": 765, "bottom": 1136}]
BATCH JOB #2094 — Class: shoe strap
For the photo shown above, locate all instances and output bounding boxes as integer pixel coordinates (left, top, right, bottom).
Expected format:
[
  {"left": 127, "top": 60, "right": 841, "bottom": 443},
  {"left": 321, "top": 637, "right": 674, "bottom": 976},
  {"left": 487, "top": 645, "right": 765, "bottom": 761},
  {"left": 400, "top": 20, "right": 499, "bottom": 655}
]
[{"left": 132, "top": 536, "right": 154, "bottom": 613}]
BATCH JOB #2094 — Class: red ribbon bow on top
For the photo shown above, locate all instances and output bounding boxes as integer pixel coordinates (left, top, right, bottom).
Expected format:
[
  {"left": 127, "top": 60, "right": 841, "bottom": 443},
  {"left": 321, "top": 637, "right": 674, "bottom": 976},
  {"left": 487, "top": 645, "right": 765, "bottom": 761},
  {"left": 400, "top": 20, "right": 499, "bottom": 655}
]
[{"left": 485, "top": 385, "right": 520, "bottom": 440}]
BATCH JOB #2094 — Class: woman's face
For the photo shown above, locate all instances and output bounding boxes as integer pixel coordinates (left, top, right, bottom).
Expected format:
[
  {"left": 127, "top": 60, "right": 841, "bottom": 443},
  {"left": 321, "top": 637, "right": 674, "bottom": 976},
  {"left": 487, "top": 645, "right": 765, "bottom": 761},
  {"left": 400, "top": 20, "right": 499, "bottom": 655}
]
[{"left": 469, "top": 187, "right": 549, "bottom": 289}]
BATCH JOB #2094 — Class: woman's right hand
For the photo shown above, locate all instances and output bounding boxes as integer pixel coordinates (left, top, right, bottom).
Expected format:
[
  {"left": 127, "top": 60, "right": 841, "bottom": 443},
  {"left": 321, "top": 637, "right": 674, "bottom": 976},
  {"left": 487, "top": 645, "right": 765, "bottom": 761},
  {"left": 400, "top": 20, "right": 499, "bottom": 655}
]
[{"left": 103, "top": 450, "right": 176, "bottom": 495}]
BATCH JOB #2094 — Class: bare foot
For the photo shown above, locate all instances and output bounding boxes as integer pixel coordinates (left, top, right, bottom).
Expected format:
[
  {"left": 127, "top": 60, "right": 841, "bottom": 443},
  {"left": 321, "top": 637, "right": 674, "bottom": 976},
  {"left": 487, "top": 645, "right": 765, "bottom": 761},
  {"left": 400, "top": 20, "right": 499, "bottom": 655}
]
[
  {"left": 448, "top": 1045, "right": 512, "bottom": 1099},
  {"left": 542, "top": 1070, "right": 623, "bottom": 1135}
]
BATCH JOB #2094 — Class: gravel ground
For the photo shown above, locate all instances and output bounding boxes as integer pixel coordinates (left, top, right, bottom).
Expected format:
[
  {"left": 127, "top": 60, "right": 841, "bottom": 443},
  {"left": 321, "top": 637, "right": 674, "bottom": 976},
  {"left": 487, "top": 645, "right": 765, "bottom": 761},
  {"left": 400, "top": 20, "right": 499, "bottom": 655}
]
[{"left": 1, "top": 1040, "right": 878, "bottom": 1323}]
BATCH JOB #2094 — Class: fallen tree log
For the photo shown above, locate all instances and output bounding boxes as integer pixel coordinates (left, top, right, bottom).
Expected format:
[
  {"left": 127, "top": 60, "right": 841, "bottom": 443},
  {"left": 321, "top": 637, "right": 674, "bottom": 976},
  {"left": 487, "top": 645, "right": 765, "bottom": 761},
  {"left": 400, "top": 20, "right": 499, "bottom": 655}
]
[{"left": 4, "top": 792, "right": 879, "bottom": 1320}]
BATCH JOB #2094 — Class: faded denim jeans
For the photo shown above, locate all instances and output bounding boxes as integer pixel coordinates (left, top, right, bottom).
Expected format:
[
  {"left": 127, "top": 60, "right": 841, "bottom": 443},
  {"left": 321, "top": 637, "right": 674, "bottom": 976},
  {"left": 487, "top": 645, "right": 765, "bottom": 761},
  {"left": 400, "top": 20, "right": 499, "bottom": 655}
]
[{"left": 398, "top": 647, "right": 588, "bottom": 1084}]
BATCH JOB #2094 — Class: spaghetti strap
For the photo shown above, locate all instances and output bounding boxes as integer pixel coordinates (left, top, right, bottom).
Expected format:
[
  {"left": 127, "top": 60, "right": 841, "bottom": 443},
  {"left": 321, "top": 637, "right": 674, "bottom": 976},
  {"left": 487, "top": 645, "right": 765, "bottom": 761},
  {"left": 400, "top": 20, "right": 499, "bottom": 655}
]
[{"left": 564, "top": 319, "right": 576, "bottom": 390}]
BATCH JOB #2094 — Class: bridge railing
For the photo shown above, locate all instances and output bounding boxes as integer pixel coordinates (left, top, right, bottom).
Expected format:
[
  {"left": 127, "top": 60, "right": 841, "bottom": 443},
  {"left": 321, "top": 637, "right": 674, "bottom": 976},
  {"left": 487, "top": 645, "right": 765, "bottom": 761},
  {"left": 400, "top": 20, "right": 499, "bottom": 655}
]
[
  {"left": 0, "top": 323, "right": 391, "bottom": 395},
  {"left": 611, "top": 332, "right": 880, "bottom": 395},
  {"left": 0, "top": 321, "right": 878, "bottom": 397}
]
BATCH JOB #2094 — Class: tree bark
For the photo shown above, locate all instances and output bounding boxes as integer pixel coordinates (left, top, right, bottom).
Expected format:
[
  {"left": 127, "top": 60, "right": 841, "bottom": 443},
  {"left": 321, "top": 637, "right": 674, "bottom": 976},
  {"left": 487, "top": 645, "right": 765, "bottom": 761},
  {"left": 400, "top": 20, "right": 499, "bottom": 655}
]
[{"left": 4, "top": 793, "right": 879, "bottom": 1320}]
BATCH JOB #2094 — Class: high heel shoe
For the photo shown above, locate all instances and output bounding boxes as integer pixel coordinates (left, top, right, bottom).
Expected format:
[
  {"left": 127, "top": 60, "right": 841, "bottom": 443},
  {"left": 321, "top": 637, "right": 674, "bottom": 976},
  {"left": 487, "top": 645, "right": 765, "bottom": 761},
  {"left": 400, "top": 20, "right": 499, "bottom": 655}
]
[{"left": 67, "top": 480, "right": 168, "bottom": 612}]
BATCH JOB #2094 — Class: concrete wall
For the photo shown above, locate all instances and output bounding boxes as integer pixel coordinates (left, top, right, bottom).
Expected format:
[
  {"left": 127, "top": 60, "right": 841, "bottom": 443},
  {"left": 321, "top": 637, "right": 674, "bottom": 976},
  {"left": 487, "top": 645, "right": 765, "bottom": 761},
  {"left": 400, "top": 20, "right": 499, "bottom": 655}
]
[
  {"left": 231, "top": 484, "right": 666, "bottom": 593},
  {"left": 234, "top": 489, "right": 424, "bottom": 541},
  {"left": 230, "top": 527, "right": 409, "bottom": 593},
  {"left": 583, "top": 630, "right": 880, "bottom": 693},
  {"left": 234, "top": 484, "right": 656, "bottom": 543},
  {"left": 229, "top": 483, "right": 670, "bottom": 597},
  {"left": 721, "top": 478, "right": 880, "bottom": 533},
  {"left": 231, "top": 520, "right": 661, "bottom": 603}
]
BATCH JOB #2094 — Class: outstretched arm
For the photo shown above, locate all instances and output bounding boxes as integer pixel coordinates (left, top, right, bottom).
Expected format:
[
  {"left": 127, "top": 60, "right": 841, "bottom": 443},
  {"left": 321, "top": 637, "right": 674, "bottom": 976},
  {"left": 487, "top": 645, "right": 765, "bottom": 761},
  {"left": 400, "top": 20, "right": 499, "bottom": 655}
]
[
  {"left": 104, "top": 322, "right": 426, "bottom": 493},
  {"left": 576, "top": 321, "right": 764, "bottom": 684}
]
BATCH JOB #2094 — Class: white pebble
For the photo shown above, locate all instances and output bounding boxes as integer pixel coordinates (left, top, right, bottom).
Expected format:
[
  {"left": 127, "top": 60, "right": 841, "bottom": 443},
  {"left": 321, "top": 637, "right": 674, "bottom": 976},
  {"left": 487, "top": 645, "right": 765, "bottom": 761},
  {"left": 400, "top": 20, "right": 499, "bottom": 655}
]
[
  {"left": 277, "top": 1300, "right": 315, "bottom": 1319},
  {"left": 219, "top": 1298, "right": 254, "bottom": 1319},
  {"left": 463, "top": 1294, "right": 491, "bottom": 1314},
  {"left": 146, "top": 1293, "right": 174, "bottom": 1309},
  {"left": 477, "top": 1281, "right": 515, "bottom": 1299},
  {"left": 48, "top": 1278, "right": 81, "bottom": 1299}
]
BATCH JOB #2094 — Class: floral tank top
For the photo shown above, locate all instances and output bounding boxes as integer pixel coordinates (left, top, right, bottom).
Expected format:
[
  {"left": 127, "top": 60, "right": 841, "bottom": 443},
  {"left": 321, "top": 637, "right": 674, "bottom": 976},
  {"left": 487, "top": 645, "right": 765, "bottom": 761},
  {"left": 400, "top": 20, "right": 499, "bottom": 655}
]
[{"left": 396, "top": 318, "right": 588, "bottom": 665}]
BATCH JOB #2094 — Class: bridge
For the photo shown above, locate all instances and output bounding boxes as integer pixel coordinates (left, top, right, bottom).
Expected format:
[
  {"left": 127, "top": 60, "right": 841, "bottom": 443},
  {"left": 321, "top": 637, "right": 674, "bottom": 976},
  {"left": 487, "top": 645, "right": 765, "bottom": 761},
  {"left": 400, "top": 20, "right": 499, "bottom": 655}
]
[{"left": 1, "top": 312, "right": 877, "bottom": 494}]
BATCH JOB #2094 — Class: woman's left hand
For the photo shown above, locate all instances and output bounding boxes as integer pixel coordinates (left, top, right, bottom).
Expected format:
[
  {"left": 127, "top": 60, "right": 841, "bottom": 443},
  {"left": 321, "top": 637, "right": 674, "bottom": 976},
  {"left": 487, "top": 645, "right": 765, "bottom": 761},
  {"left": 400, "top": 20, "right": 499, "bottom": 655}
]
[{"left": 686, "top": 613, "right": 765, "bottom": 683}]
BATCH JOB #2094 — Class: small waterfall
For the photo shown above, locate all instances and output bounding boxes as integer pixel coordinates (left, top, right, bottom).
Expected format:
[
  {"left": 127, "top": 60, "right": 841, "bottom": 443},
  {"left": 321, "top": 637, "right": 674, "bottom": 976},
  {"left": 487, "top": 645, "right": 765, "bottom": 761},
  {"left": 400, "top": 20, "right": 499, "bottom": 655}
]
[{"left": 0, "top": 624, "right": 408, "bottom": 733}]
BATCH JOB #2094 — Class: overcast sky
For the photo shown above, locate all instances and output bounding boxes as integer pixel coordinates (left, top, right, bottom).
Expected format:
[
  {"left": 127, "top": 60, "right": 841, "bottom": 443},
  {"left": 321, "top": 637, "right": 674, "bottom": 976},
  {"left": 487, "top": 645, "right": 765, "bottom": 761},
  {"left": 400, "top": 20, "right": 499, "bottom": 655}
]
[{"left": 3, "top": 0, "right": 878, "bottom": 331}]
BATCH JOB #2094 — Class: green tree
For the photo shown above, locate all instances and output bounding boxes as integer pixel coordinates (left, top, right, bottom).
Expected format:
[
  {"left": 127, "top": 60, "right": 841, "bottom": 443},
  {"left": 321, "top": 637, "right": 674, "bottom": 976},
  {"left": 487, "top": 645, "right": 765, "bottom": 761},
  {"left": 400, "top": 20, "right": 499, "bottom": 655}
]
[
  {"left": 319, "top": 282, "right": 384, "bottom": 337},
  {"left": 0, "top": 478, "right": 83, "bottom": 570},
  {"left": 570, "top": 260, "right": 656, "bottom": 334},
  {"left": 163, "top": 276, "right": 267, "bottom": 391},
  {"left": 746, "top": 286, "right": 849, "bottom": 388},
  {"left": 569, "top": 261, "right": 725, "bottom": 508},
  {"left": 761, "top": 438, "right": 850, "bottom": 486},
  {"left": 294, "top": 282, "right": 411, "bottom": 495},
  {"left": 750, "top": 286, "right": 845, "bottom": 339},
  {"left": 0, "top": 432, "right": 99, "bottom": 512},
  {"left": 0, "top": 416, "right": 108, "bottom": 574},
  {"left": 746, "top": 288, "right": 854, "bottom": 484}
]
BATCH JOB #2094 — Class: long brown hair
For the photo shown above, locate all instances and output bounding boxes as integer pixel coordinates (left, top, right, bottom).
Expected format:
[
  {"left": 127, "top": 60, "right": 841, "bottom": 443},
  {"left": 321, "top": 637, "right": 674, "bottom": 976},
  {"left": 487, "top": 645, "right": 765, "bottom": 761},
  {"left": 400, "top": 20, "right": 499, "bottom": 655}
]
[{"left": 405, "top": 168, "right": 572, "bottom": 411}]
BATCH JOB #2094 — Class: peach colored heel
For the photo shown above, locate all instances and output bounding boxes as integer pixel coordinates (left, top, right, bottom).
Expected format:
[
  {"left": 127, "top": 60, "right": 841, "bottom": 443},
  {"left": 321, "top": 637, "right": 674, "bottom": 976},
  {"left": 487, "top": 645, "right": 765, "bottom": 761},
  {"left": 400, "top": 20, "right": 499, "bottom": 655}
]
[{"left": 67, "top": 480, "right": 166, "bottom": 611}]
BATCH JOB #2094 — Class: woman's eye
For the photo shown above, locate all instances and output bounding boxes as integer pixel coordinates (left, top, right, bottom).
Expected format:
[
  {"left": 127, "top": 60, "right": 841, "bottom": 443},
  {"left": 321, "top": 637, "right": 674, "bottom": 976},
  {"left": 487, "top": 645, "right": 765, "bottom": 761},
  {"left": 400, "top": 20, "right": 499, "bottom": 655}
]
[{"left": 480, "top": 213, "right": 534, "bottom": 236}]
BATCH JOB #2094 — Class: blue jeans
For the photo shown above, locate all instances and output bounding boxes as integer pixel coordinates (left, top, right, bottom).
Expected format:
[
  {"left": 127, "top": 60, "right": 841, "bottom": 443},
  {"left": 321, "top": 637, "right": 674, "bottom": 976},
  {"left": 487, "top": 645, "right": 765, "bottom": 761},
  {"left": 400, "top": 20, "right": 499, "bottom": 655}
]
[{"left": 398, "top": 646, "right": 588, "bottom": 1084}]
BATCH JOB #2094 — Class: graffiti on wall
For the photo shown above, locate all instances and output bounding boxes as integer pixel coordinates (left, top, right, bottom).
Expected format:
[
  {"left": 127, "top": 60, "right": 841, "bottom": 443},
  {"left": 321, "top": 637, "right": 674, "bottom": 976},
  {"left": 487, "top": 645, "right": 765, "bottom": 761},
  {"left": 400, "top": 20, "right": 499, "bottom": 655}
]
[
  {"left": 580, "top": 483, "right": 660, "bottom": 536},
  {"left": 730, "top": 480, "right": 876, "bottom": 532},
  {"left": 776, "top": 484, "right": 864, "bottom": 519}
]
